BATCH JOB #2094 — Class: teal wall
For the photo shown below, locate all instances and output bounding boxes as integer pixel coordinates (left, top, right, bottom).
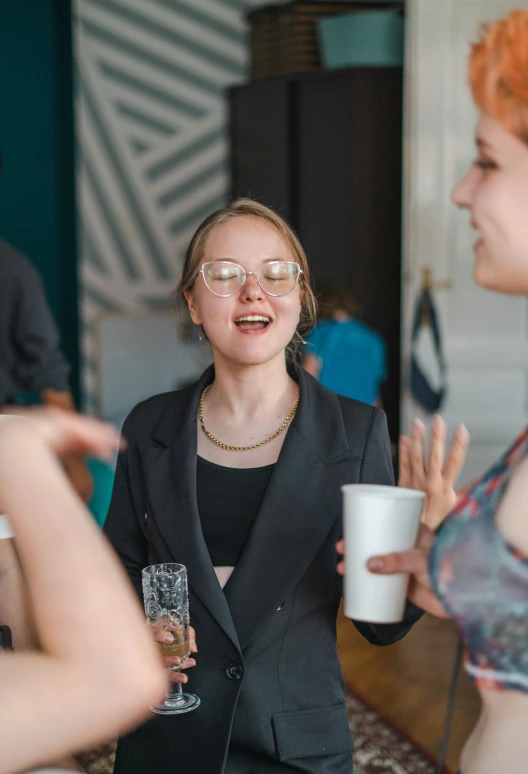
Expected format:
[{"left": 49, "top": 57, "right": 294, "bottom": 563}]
[{"left": 0, "top": 0, "right": 79, "bottom": 401}]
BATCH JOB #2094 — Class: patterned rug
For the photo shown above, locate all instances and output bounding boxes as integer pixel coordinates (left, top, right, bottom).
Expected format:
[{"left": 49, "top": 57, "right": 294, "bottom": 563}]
[
  {"left": 345, "top": 691, "right": 445, "bottom": 774},
  {"left": 75, "top": 691, "right": 445, "bottom": 774}
]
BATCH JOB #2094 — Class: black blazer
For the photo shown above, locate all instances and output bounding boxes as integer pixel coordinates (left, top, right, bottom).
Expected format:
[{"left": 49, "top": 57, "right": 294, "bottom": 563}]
[{"left": 104, "top": 365, "right": 422, "bottom": 774}]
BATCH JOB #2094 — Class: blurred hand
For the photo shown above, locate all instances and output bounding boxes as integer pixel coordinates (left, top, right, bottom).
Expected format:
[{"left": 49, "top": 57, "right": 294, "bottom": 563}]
[
  {"left": 0, "top": 407, "right": 122, "bottom": 462},
  {"left": 151, "top": 624, "right": 198, "bottom": 685},
  {"left": 398, "top": 416, "right": 470, "bottom": 531},
  {"left": 336, "top": 524, "right": 449, "bottom": 619}
]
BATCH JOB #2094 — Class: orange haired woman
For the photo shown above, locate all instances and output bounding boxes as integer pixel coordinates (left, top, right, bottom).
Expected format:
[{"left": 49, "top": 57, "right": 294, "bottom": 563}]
[{"left": 340, "top": 10, "right": 528, "bottom": 774}]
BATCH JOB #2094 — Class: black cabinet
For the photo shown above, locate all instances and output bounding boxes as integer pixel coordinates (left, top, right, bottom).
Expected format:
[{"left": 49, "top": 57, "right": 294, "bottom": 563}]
[{"left": 229, "top": 67, "right": 403, "bottom": 441}]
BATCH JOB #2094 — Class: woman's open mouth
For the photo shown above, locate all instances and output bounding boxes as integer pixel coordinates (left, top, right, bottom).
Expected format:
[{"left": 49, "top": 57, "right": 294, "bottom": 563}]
[{"left": 234, "top": 315, "right": 271, "bottom": 334}]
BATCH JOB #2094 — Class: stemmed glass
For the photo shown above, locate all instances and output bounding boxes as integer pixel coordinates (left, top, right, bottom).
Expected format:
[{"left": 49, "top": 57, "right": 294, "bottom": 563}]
[{"left": 142, "top": 563, "right": 200, "bottom": 715}]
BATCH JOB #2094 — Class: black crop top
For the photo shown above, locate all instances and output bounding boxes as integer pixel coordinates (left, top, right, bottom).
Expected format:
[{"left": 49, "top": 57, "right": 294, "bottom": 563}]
[{"left": 196, "top": 456, "right": 275, "bottom": 566}]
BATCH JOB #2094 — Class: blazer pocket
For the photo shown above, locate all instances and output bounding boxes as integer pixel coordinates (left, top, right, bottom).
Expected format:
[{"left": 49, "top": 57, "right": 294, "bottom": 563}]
[{"left": 273, "top": 703, "right": 352, "bottom": 761}]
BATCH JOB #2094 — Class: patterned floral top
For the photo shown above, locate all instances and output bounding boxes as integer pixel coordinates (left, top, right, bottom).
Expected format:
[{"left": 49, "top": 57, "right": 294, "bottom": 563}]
[{"left": 429, "top": 427, "right": 528, "bottom": 692}]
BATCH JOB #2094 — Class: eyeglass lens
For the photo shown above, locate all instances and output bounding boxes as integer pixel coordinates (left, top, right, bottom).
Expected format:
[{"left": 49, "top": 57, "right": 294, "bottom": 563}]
[{"left": 202, "top": 261, "right": 299, "bottom": 297}]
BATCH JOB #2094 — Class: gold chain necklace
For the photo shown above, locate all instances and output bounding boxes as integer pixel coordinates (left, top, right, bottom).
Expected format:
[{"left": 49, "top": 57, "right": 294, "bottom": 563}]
[{"left": 199, "top": 384, "right": 299, "bottom": 452}]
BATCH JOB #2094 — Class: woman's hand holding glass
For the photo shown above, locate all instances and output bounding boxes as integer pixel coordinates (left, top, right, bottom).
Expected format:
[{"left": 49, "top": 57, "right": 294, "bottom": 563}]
[
  {"left": 142, "top": 563, "right": 200, "bottom": 715},
  {"left": 151, "top": 622, "right": 198, "bottom": 684}
]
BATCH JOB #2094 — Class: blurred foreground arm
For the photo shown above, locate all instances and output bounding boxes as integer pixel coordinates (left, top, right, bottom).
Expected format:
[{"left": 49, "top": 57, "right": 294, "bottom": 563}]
[
  {"left": 0, "top": 411, "right": 165, "bottom": 774},
  {"left": 0, "top": 537, "right": 38, "bottom": 650}
]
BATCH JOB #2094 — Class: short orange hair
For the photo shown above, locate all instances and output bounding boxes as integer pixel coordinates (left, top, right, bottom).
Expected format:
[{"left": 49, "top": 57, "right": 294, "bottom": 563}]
[{"left": 469, "top": 9, "right": 528, "bottom": 144}]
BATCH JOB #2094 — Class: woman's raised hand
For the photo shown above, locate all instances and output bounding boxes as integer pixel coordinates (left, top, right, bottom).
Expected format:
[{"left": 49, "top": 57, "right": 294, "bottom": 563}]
[{"left": 398, "top": 416, "right": 470, "bottom": 531}]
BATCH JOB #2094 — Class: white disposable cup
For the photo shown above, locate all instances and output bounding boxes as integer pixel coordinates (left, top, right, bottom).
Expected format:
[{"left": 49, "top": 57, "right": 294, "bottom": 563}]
[
  {"left": 342, "top": 484, "right": 425, "bottom": 623},
  {"left": 0, "top": 514, "right": 13, "bottom": 540},
  {"left": 0, "top": 415, "right": 17, "bottom": 540}
]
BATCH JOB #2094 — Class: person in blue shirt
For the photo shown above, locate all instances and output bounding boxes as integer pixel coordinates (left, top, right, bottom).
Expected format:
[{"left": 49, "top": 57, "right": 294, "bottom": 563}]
[{"left": 303, "top": 282, "right": 387, "bottom": 405}]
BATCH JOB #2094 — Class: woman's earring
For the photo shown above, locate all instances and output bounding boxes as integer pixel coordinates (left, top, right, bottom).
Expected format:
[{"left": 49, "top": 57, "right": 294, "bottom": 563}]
[
  {"left": 295, "top": 330, "right": 306, "bottom": 345},
  {"left": 198, "top": 326, "right": 203, "bottom": 342}
]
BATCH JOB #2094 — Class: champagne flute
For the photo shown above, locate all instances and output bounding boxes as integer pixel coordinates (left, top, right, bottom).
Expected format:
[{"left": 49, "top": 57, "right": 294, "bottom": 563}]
[{"left": 142, "top": 563, "right": 200, "bottom": 714}]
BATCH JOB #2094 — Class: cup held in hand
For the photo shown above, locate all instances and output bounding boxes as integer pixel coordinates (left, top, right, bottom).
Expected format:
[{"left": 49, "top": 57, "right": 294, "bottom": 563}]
[{"left": 341, "top": 485, "right": 425, "bottom": 623}]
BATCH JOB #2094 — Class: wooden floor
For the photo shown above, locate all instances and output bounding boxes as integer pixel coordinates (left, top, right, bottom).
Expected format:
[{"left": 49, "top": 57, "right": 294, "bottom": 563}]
[{"left": 337, "top": 605, "right": 481, "bottom": 773}]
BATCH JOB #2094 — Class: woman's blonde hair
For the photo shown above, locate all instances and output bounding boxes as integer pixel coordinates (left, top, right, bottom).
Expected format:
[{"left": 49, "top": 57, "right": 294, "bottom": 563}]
[
  {"left": 469, "top": 9, "right": 528, "bottom": 144},
  {"left": 175, "top": 198, "right": 317, "bottom": 355}
]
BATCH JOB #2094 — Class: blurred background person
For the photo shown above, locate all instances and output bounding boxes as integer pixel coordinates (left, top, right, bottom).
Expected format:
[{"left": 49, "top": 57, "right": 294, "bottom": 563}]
[
  {"left": 303, "top": 281, "right": 387, "bottom": 406},
  {"left": 0, "top": 232, "right": 92, "bottom": 501}
]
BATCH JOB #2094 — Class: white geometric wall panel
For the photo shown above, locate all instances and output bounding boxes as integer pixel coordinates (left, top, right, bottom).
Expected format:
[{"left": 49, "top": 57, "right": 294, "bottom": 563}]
[{"left": 73, "top": 0, "right": 269, "bottom": 412}]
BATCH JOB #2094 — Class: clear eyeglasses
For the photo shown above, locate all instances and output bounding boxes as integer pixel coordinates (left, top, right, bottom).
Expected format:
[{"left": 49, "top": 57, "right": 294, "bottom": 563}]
[{"left": 199, "top": 260, "right": 302, "bottom": 298}]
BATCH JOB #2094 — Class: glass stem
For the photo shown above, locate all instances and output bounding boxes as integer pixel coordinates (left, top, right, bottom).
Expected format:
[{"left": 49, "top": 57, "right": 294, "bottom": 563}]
[{"left": 167, "top": 668, "right": 184, "bottom": 703}]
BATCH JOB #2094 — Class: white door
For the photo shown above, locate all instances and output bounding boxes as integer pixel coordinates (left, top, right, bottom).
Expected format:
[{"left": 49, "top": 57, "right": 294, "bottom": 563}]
[{"left": 402, "top": 0, "right": 528, "bottom": 485}]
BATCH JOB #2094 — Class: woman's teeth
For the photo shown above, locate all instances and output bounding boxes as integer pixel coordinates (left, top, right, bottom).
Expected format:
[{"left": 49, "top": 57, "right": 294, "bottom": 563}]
[
  {"left": 235, "top": 315, "right": 271, "bottom": 323},
  {"left": 235, "top": 315, "right": 271, "bottom": 330}
]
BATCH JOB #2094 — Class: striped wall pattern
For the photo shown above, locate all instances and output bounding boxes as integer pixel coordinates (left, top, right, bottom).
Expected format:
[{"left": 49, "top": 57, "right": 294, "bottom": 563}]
[{"left": 73, "top": 0, "right": 270, "bottom": 412}]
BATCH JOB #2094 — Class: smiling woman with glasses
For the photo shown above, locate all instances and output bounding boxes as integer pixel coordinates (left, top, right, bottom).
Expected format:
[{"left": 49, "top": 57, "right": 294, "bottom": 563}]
[{"left": 104, "top": 198, "right": 425, "bottom": 774}]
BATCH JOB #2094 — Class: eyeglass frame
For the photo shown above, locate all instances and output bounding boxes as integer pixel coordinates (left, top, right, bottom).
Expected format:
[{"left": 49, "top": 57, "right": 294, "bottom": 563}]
[{"left": 198, "top": 260, "right": 303, "bottom": 298}]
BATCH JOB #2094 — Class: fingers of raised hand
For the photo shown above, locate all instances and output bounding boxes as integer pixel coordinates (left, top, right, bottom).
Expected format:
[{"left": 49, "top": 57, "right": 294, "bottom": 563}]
[
  {"left": 397, "top": 435, "right": 412, "bottom": 488},
  {"left": 406, "top": 417, "right": 469, "bottom": 502},
  {"left": 428, "top": 415, "right": 447, "bottom": 479},
  {"left": 410, "top": 419, "right": 427, "bottom": 488},
  {"left": 443, "top": 423, "right": 470, "bottom": 484},
  {"left": 406, "top": 417, "right": 449, "bottom": 489}
]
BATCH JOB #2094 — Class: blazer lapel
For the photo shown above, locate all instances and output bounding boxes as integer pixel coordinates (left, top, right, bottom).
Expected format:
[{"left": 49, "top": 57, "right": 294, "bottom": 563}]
[
  {"left": 224, "top": 367, "right": 354, "bottom": 650},
  {"left": 139, "top": 367, "right": 241, "bottom": 654}
]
